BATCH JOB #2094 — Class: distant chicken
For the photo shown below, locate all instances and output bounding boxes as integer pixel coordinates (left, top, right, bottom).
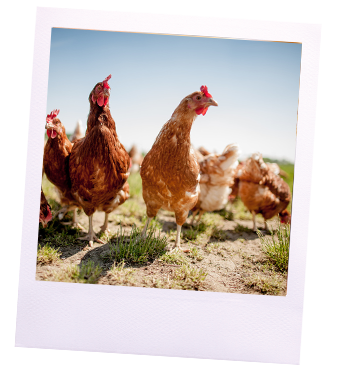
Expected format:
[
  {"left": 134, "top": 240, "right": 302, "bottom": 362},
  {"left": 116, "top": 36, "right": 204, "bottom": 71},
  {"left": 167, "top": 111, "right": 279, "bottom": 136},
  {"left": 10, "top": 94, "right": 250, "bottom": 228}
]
[
  {"left": 39, "top": 189, "right": 52, "bottom": 228},
  {"left": 236, "top": 153, "right": 291, "bottom": 230},
  {"left": 140, "top": 85, "right": 218, "bottom": 250},
  {"left": 191, "top": 144, "right": 240, "bottom": 224},
  {"left": 69, "top": 75, "right": 130, "bottom": 246},
  {"left": 128, "top": 145, "right": 144, "bottom": 173},
  {"left": 198, "top": 146, "right": 211, "bottom": 158},
  {"left": 43, "top": 109, "right": 82, "bottom": 227},
  {"left": 266, "top": 162, "right": 289, "bottom": 179},
  {"left": 70, "top": 119, "right": 85, "bottom": 143},
  {"left": 191, "top": 145, "right": 205, "bottom": 162}
]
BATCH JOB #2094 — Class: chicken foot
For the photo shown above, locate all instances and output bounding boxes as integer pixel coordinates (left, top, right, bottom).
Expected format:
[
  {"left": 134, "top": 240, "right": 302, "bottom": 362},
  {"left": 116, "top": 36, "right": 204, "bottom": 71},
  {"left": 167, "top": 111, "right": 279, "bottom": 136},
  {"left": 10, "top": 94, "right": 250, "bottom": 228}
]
[
  {"left": 190, "top": 209, "right": 205, "bottom": 226},
  {"left": 61, "top": 210, "right": 84, "bottom": 230},
  {"left": 78, "top": 215, "right": 104, "bottom": 247}
]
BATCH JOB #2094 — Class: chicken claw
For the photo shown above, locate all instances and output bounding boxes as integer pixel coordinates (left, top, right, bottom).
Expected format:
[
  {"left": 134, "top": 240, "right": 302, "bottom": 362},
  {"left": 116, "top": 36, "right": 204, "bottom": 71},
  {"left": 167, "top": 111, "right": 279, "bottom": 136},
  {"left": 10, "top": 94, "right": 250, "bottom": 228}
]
[
  {"left": 78, "top": 215, "right": 104, "bottom": 248},
  {"left": 100, "top": 213, "right": 111, "bottom": 234}
]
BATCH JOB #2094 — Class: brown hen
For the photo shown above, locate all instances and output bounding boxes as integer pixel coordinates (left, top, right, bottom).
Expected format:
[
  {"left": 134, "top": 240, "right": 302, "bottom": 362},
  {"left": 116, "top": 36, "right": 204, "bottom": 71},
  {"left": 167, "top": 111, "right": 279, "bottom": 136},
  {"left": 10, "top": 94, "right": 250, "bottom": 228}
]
[
  {"left": 43, "top": 110, "right": 82, "bottom": 227},
  {"left": 237, "top": 153, "right": 291, "bottom": 230},
  {"left": 69, "top": 75, "right": 130, "bottom": 246},
  {"left": 140, "top": 85, "right": 218, "bottom": 250}
]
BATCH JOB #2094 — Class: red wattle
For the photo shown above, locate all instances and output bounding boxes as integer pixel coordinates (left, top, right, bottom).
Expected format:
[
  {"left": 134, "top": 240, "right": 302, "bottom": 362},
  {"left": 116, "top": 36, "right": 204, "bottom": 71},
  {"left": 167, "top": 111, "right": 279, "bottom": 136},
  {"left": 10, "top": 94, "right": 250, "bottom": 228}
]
[
  {"left": 51, "top": 130, "right": 57, "bottom": 139},
  {"left": 104, "top": 96, "right": 109, "bottom": 106},
  {"left": 195, "top": 106, "right": 208, "bottom": 116},
  {"left": 97, "top": 94, "right": 104, "bottom": 106}
]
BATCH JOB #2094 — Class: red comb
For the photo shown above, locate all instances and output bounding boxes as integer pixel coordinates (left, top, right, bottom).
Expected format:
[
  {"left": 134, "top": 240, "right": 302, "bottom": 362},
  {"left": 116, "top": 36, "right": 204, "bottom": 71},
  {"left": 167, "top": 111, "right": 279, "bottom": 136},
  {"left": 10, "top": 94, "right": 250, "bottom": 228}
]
[
  {"left": 46, "top": 109, "right": 60, "bottom": 123},
  {"left": 200, "top": 85, "right": 212, "bottom": 98},
  {"left": 103, "top": 74, "right": 111, "bottom": 89}
]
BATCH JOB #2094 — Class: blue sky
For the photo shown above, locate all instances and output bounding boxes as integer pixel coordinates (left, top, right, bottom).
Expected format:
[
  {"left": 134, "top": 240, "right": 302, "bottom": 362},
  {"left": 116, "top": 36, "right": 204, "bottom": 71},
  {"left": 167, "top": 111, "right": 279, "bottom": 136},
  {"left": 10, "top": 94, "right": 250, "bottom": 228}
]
[{"left": 47, "top": 28, "right": 302, "bottom": 162}]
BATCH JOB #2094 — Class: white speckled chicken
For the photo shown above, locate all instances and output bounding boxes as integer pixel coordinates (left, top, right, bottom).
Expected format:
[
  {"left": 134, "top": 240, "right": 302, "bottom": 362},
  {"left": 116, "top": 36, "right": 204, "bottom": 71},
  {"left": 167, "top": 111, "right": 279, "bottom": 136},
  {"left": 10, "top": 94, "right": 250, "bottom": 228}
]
[{"left": 140, "top": 85, "right": 218, "bottom": 250}]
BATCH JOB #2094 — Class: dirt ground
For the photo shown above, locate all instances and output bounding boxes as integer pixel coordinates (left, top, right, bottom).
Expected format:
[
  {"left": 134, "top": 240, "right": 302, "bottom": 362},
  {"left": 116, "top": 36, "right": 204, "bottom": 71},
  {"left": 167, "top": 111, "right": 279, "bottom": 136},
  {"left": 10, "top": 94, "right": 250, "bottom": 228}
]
[{"left": 36, "top": 182, "right": 288, "bottom": 296}]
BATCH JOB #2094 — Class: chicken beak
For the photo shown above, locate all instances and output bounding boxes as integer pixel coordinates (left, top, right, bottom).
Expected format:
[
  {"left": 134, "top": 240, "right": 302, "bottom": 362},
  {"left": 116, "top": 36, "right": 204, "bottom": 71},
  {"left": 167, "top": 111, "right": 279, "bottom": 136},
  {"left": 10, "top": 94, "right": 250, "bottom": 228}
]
[{"left": 208, "top": 98, "right": 218, "bottom": 107}]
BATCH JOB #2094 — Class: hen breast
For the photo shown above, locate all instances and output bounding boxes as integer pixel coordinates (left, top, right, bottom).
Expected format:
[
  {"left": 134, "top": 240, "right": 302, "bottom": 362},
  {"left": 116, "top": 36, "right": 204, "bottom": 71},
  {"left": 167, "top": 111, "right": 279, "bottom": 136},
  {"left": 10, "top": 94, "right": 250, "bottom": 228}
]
[
  {"left": 69, "top": 123, "right": 130, "bottom": 217},
  {"left": 141, "top": 120, "right": 200, "bottom": 225}
]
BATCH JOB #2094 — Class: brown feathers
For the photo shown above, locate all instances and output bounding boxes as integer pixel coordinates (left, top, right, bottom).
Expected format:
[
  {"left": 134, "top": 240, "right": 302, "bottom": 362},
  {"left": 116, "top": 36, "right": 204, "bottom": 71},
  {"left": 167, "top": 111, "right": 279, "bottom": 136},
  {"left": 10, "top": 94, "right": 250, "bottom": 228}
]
[
  {"left": 236, "top": 153, "right": 291, "bottom": 222},
  {"left": 141, "top": 89, "right": 218, "bottom": 226},
  {"left": 69, "top": 82, "right": 130, "bottom": 217}
]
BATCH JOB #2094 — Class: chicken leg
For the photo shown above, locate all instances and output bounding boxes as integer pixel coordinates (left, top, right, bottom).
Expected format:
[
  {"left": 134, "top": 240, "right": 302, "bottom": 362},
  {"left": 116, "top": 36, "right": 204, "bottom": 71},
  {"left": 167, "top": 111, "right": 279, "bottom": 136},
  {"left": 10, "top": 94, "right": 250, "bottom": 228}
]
[
  {"left": 100, "top": 213, "right": 111, "bottom": 234},
  {"left": 141, "top": 217, "right": 153, "bottom": 238},
  {"left": 61, "top": 209, "right": 84, "bottom": 230},
  {"left": 78, "top": 215, "right": 104, "bottom": 247},
  {"left": 252, "top": 211, "right": 256, "bottom": 232}
]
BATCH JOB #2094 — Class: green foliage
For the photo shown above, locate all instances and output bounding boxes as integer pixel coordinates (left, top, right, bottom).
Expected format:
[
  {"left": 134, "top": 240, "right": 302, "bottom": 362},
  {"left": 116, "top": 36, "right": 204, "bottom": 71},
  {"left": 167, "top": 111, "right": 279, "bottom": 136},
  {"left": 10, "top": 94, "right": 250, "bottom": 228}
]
[
  {"left": 158, "top": 251, "right": 188, "bottom": 265},
  {"left": 41, "top": 221, "right": 82, "bottom": 247},
  {"left": 53, "top": 260, "right": 102, "bottom": 284},
  {"left": 257, "top": 222, "right": 290, "bottom": 272},
  {"left": 171, "top": 265, "right": 207, "bottom": 290},
  {"left": 183, "top": 222, "right": 207, "bottom": 240},
  {"left": 37, "top": 244, "right": 61, "bottom": 266},
  {"left": 107, "top": 225, "right": 167, "bottom": 265}
]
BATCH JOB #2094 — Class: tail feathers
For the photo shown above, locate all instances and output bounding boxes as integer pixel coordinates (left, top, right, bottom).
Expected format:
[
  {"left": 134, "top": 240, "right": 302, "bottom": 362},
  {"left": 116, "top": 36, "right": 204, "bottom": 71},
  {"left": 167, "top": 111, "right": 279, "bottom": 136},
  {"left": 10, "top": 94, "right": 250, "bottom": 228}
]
[{"left": 218, "top": 144, "right": 241, "bottom": 171}]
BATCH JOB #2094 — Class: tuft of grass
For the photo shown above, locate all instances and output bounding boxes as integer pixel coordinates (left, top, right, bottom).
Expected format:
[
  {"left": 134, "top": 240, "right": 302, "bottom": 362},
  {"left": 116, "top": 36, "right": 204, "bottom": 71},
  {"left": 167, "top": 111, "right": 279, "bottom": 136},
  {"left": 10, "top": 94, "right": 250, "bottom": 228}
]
[
  {"left": 257, "top": 222, "right": 290, "bottom": 272},
  {"left": 42, "top": 226, "right": 82, "bottom": 247},
  {"left": 107, "top": 225, "right": 167, "bottom": 265},
  {"left": 158, "top": 250, "right": 188, "bottom": 265},
  {"left": 107, "top": 261, "right": 135, "bottom": 285},
  {"left": 52, "top": 260, "right": 102, "bottom": 284},
  {"left": 171, "top": 264, "right": 207, "bottom": 290},
  {"left": 210, "top": 226, "right": 227, "bottom": 240},
  {"left": 37, "top": 244, "right": 61, "bottom": 266},
  {"left": 245, "top": 273, "right": 286, "bottom": 295},
  {"left": 189, "top": 246, "right": 204, "bottom": 261},
  {"left": 183, "top": 222, "right": 207, "bottom": 241}
]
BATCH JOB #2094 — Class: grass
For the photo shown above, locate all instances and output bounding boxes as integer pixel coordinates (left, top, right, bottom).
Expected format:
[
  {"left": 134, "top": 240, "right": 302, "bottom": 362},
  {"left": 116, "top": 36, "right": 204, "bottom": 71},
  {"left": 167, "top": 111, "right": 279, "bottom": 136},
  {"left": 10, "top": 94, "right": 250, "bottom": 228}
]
[
  {"left": 107, "top": 261, "right": 135, "bottom": 286},
  {"left": 182, "top": 222, "right": 208, "bottom": 241},
  {"left": 40, "top": 221, "right": 82, "bottom": 247},
  {"left": 51, "top": 260, "right": 102, "bottom": 284},
  {"left": 158, "top": 250, "right": 188, "bottom": 265},
  {"left": 245, "top": 272, "right": 286, "bottom": 295},
  {"left": 106, "top": 225, "right": 167, "bottom": 265},
  {"left": 256, "top": 222, "right": 290, "bottom": 272},
  {"left": 171, "top": 264, "right": 207, "bottom": 290},
  {"left": 37, "top": 244, "right": 61, "bottom": 266}
]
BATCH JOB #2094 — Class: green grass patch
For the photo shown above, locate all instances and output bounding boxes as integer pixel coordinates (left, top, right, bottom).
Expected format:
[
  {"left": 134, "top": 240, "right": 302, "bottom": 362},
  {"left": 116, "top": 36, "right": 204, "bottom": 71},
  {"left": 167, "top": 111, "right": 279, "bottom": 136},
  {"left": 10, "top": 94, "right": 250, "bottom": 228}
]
[
  {"left": 106, "top": 225, "right": 167, "bottom": 265},
  {"left": 158, "top": 250, "right": 188, "bottom": 265},
  {"left": 171, "top": 264, "right": 207, "bottom": 290},
  {"left": 245, "top": 273, "right": 286, "bottom": 295},
  {"left": 183, "top": 222, "right": 208, "bottom": 241},
  {"left": 37, "top": 244, "right": 62, "bottom": 266},
  {"left": 257, "top": 222, "right": 290, "bottom": 272},
  {"left": 52, "top": 260, "right": 102, "bottom": 284}
]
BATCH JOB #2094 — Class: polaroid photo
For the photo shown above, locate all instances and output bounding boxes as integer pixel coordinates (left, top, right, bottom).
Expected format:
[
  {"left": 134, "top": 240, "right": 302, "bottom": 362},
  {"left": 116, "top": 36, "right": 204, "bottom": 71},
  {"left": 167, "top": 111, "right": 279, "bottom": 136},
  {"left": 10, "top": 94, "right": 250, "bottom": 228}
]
[{"left": 16, "top": 7, "right": 320, "bottom": 364}]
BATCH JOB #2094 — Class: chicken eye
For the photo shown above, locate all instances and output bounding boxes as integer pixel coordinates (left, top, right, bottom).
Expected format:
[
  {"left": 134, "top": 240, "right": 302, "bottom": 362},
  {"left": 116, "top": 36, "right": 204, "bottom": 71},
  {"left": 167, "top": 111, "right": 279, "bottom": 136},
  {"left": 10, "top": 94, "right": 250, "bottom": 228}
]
[{"left": 196, "top": 95, "right": 202, "bottom": 100}]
